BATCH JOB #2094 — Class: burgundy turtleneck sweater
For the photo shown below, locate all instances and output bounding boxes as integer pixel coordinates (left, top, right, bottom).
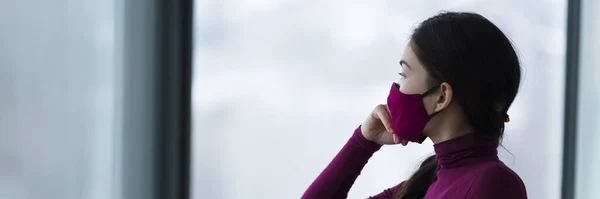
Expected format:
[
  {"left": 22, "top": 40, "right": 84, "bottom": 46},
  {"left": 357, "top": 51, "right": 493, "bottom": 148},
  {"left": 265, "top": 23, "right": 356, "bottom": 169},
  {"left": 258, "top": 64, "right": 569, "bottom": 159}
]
[{"left": 302, "top": 126, "right": 527, "bottom": 199}]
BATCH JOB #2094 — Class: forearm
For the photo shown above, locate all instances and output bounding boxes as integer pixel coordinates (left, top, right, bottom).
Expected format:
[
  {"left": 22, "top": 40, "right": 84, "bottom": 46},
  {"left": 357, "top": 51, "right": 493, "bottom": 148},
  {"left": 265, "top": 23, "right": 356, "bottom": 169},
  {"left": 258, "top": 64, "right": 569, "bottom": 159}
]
[{"left": 302, "top": 126, "right": 382, "bottom": 199}]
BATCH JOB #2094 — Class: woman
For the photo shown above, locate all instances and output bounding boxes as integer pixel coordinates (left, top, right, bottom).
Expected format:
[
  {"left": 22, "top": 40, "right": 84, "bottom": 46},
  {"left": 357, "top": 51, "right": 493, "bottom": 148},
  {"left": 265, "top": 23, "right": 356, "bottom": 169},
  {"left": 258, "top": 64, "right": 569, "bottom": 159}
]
[{"left": 302, "top": 12, "right": 527, "bottom": 199}]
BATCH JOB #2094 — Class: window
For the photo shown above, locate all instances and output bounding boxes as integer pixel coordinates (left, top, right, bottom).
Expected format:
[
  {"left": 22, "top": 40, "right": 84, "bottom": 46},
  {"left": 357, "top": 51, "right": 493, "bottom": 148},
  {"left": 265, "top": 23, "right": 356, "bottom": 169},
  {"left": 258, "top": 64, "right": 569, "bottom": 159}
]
[
  {"left": 575, "top": 0, "right": 600, "bottom": 198},
  {"left": 192, "top": 1, "right": 567, "bottom": 198},
  {"left": 0, "top": 1, "right": 117, "bottom": 199}
]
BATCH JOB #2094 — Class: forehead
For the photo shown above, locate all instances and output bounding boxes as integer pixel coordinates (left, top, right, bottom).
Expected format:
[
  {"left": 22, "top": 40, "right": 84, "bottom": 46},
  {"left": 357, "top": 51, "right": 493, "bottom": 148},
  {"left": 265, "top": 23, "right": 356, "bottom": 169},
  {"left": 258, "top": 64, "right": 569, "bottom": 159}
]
[
  {"left": 401, "top": 45, "right": 416, "bottom": 60},
  {"left": 401, "top": 45, "right": 425, "bottom": 72}
]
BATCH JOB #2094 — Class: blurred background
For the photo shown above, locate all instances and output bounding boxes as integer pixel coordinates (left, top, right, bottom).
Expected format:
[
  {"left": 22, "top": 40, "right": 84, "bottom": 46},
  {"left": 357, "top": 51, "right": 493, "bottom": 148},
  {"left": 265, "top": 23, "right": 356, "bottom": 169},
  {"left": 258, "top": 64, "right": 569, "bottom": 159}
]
[
  {"left": 0, "top": 0, "right": 598, "bottom": 199},
  {"left": 191, "top": 0, "right": 567, "bottom": 199}
]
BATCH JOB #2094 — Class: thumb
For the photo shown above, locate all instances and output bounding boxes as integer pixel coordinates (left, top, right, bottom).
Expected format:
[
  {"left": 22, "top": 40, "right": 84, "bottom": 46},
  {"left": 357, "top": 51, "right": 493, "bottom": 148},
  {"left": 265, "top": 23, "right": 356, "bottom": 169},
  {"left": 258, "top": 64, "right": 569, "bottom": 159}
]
[{"left": 393, "top": 134, "right": 400, "bottom": 144}]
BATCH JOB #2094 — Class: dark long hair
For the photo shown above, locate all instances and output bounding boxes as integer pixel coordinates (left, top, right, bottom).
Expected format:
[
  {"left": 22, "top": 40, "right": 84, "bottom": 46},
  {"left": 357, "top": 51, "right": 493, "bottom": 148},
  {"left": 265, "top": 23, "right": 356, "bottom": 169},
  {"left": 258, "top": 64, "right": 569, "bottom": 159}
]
[{"left": 394, "top": 12, "right": 521, "bottom": 199}]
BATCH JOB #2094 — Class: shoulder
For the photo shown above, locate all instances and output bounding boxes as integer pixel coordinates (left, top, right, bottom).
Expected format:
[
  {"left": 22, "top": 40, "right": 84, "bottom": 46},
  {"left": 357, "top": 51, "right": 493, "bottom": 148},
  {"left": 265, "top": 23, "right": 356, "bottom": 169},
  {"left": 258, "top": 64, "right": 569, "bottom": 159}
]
[{"left": 466, "top": 163, "right": 527, "bottom": 199}]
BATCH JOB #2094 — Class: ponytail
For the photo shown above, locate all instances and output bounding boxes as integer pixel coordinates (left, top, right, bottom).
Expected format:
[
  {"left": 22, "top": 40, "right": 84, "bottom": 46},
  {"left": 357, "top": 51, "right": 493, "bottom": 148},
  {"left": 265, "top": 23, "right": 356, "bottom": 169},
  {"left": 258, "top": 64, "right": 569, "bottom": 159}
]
[{"left": 393, "top": 155, "right": 439, "bottom": 199}]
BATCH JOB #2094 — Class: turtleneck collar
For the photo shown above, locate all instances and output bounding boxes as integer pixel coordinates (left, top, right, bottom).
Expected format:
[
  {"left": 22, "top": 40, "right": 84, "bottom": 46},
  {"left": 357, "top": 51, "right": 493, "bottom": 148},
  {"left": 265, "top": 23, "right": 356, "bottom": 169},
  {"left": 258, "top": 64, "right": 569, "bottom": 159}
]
[{"left": 433, "top": 132, "right": 499, "bottom": 169}]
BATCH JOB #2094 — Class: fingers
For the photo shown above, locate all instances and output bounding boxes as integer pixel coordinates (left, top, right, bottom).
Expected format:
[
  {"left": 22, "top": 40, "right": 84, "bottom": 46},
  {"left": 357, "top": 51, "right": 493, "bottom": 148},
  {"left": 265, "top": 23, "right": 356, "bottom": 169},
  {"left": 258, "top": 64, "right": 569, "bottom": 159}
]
[
  {"left": 374, "top": 104, "right": 394, "bottom": 134},
  {"left": 394, "top": 134, "right": 409, "bottom": 146},
  {"left": 376, "top": 104, "right": 408, "bottom": 146},
  {"left": 383, "top": 104, "right": 392, "bottom": 117},
  {"left": 401, "top": 140, "right": 408, "bottom": 146},
  {"left": 384, "top": 105, "right": 407, "bottom": 146}
]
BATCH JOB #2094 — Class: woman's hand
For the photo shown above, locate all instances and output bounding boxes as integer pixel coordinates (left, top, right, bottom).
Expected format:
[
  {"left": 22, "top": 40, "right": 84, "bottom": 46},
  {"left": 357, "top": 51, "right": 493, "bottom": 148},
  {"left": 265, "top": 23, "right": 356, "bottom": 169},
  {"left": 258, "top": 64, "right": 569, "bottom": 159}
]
[{"left": 361, "top": 104, "right": 408, "bottom": 146}]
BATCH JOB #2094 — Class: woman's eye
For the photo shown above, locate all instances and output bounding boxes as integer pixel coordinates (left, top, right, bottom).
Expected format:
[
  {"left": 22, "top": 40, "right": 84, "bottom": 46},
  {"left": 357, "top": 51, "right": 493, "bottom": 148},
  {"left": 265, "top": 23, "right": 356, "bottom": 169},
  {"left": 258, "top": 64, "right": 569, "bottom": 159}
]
[{"left": 398, "top": 72, "right": 406, "bottom": 79}]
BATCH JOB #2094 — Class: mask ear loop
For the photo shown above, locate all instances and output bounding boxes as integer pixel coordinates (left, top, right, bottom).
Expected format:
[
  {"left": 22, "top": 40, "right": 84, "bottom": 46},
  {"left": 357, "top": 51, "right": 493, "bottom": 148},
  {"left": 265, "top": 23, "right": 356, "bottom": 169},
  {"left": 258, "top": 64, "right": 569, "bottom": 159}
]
[
  {"left": 420, "top": 84, "right": 442, "bottom": 119},
  {"left": 420, "top": 85, "right": 441, "bottom": 97}
]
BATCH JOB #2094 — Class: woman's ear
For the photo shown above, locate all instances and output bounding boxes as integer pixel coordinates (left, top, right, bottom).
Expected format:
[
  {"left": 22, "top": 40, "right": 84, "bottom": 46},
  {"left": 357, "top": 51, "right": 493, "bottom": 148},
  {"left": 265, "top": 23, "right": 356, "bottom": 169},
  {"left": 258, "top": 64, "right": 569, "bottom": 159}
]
[{"left": 435, "top": 82, "right": 453, "bottom": 112}]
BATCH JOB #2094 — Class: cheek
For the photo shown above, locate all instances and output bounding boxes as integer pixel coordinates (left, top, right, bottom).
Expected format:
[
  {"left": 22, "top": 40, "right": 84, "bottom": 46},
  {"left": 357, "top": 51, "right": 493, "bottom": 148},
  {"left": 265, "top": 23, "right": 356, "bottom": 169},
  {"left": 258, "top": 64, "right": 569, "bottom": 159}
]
[
  {"left": 398, "top": 82, "right": 411, "bottom": 94},
  {"left": 399, "top": 79, "right": 422, "bottom": 94}
]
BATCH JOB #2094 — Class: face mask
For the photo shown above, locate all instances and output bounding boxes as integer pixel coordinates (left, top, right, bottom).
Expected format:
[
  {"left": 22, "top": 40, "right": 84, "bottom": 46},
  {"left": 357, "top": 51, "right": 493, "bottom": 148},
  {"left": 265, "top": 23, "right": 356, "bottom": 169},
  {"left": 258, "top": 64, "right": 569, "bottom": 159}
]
[{"left": 386, "top": 82, "right": 442, "bottom": 143}]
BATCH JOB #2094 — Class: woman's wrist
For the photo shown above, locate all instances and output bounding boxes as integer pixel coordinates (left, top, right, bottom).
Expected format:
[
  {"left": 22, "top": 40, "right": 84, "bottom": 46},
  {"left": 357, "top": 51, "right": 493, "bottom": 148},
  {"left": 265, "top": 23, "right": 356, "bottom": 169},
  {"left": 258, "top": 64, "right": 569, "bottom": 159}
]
[{"left": 353, "top": 125, "right": 383, "bottom": 152}]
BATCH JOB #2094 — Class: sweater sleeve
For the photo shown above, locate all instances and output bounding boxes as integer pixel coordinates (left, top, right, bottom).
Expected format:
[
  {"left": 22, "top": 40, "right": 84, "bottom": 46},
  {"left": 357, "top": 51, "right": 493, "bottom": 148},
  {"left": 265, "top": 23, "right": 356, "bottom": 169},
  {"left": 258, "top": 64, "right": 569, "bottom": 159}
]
[
  {"left": 465, "top": 165, "right": 528, "bottom": 199},
  {"left": 301, "top": 126, "right": 383, "bottom": 199}
]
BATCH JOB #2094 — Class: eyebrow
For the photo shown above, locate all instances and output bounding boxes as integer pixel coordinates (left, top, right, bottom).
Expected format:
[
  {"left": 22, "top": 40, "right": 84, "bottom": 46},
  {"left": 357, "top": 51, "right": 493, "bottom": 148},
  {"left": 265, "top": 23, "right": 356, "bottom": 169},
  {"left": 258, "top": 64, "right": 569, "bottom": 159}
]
[{"left": 399, "top": 60, "right": 412, "bottom": 70}]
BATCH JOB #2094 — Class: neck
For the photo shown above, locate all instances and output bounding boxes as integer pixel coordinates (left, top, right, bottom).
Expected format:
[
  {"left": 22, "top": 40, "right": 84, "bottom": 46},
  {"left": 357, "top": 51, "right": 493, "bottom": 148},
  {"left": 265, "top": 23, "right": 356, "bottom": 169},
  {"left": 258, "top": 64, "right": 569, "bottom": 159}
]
[
  {"left": 427, "top": 116, "right": 476, "bottom": 144},
  {"left": 429, "top": 130, "right": 472, "bottom": 144}
]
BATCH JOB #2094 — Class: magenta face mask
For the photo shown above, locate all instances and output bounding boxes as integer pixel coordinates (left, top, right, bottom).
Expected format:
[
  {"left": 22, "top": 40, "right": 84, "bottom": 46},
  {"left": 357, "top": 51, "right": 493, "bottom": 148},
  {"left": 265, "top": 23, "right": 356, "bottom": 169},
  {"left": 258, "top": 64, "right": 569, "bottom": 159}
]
[{"left": 386, "top": 82, "right": 441, "bottom": 143}]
